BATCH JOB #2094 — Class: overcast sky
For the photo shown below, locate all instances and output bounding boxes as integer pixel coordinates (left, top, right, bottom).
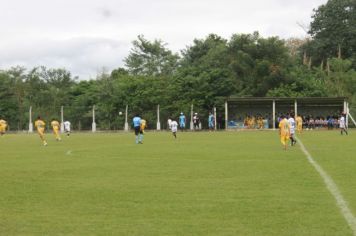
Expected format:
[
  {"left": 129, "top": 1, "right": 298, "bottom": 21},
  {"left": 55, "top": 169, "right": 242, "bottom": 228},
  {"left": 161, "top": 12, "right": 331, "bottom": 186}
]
[{"left": 0, "top": 0, "right": 327, "bottom": 80}]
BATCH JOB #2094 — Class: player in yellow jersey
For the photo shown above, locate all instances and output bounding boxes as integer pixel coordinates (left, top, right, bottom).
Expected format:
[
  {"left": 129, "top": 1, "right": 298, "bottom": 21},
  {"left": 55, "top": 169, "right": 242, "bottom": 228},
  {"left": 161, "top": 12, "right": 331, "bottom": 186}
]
[
  {"left": 35, "top": 116, "right": 48, "bottom": 146},
  {"left": 257, "top": 116, "right": 264, "bottom": 129},
  {"left": 140, "top": 119, "right": 147, "bottom": 133},
  {"left": 279, "top": 115, "right": 290, "bottom": 150},
  {"left": 51, "top": 118, "right": 61, "bottom": 141},
  {"left": 251, "top": 116, "right": 256, "bottom": 129},
  {"left": 138, "top": 119, "right": 146, "bottom": 143},
  {"left": 296, "top": 115, "right": 303, "bottom": 134},
  {"left": 0, "top": 118, "right": 7, "bottom": 136}
]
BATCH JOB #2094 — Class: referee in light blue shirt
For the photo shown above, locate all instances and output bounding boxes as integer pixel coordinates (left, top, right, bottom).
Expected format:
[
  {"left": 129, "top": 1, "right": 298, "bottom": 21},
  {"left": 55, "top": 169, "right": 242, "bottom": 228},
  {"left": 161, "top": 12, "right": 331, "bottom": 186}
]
[
  {"left": 179, "top": 112, "right": 186, "bottom": 131},
  {"left": 133, "top": 114, "right": 142, "bottom": 144}
]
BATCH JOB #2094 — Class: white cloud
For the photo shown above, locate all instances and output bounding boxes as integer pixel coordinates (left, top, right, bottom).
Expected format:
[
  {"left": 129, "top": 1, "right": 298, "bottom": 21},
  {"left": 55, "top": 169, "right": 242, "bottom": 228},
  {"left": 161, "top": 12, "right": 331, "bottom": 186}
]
[
  {"left": 0, "top": 37, "right": 129, "bottom": 79},
  {"left": 0, "top": 0, "right": 327, "bottom": 79}
]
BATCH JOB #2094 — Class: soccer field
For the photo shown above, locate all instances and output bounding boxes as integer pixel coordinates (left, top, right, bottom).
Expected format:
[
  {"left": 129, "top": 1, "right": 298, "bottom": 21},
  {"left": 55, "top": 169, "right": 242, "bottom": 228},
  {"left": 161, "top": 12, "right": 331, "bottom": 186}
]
[{"left": 0, "top": 131, "right": 355, "bottom": 235}]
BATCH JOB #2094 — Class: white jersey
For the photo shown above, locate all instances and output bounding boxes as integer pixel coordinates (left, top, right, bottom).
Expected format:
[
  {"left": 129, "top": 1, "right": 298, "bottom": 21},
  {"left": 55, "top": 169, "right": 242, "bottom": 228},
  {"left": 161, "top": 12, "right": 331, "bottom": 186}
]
[
  {"left": 288, "top": 117, "right": 295, "bottom": 134},
  {"left": 171, "top": 121, "right": 178, "bottom": 132},
  {"left": 64, "top": 121, "right": 71, "bottom": 131},
  {"left": 167, "top": 119, "right": 172, "bottom": 129},
  {"left": 339, "top": 116, "right": 346, "bottom": 128}
]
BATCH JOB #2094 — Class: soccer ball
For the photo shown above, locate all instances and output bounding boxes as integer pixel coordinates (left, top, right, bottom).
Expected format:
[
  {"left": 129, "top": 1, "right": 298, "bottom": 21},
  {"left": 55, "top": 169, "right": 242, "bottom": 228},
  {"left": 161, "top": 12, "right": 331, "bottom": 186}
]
[{"left": 119, "top": 112, "right": 123, "bottom": 115}]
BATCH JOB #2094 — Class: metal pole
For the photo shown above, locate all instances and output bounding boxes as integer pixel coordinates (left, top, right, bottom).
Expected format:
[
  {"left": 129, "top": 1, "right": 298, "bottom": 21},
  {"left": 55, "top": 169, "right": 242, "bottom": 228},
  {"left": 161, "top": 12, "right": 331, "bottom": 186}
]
[
  {"left": 346, "top": 102, "right": 349, "bottom": 127},
  {"left": 272, "top": 100, "right": 276, "bottom": 130},
  {"left": 157, "top": 104, "right": 161, "bottom": 131},
  {"left": 225, "top": 101, "right": 228, "bottom": 130},
  {"left": 60, "top": 106, "right": 64, "bottom": 133},
  {"left": 348, "top": 111, "right": 356, "bottom": 127},
  {"left": 124, "top": 105, "right": 129, "bottom": 131},
  {"left": 92, "top": 105, "right": 96, "bottom": 132},
  {"left": 28, "top": 106, "right": 33, "bottom": 133},
  {"left": 190, "top": 104, "right": 194, "bottom": 130},
  {"left": 214, "top": 107, "right": 217, "bottom": 131},
  {"left": 294, "top": 100, "right": 297, "bottom": 119}
]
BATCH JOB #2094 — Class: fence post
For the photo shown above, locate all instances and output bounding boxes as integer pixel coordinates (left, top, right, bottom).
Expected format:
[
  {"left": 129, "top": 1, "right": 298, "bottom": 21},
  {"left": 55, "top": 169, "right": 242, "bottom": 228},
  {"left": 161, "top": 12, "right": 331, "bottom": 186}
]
[
  {"left": 92, "top": 105, "right": 96, "bottom": 132},
  {"left": 190, "top": 104, "right": 194, "bottom": 130},
  {"left": 124, "top": 105, "right": 129, "bottom": 131},
  {"left": 214, "top": 107, "right": 217, "bottom": 131},
  {"left": 28, "top": 106, "right": 33, "bottom": 133},
  {"left": 272, "top": 100, "right": 276, "bottom": 130},
  {"left": 225, "top": 101, "right": 228, "bottom": 130},
  {"left": 157, "top": 105, "right": 161, "bottom": 131}
]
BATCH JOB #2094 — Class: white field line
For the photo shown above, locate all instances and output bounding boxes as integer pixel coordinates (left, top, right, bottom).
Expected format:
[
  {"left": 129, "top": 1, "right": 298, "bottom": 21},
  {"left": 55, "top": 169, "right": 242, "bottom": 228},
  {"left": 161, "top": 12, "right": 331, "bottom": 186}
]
[{"left": 296, "top": 136, "right": 356, "bottom": 235}]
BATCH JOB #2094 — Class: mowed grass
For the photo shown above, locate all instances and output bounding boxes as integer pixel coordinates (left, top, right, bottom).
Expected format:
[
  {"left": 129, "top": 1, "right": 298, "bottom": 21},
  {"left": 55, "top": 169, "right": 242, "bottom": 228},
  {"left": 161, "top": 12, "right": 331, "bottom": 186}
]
[{"left": 0, "top": 130, "right": 355, "bottom": 235}]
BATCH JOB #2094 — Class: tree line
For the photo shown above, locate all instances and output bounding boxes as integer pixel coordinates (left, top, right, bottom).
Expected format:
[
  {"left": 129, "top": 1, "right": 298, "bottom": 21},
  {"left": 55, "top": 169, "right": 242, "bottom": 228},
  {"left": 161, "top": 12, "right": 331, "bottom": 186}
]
[{"left": 0, "top": 0, "right": 355, "bottom": 130}]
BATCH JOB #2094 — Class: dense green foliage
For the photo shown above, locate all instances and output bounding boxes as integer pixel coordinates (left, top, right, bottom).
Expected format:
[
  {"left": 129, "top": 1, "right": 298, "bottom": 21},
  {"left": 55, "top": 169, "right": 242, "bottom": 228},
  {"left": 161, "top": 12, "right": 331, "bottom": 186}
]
[
  {"left": 306, "top": 0, "right": 356, "bottom": 66},
  {"left": 0, "top": 0, "right": 355, "bottom": 130},
  {"left": 0, "top": 131, "right": 355, "bottom": 235}
]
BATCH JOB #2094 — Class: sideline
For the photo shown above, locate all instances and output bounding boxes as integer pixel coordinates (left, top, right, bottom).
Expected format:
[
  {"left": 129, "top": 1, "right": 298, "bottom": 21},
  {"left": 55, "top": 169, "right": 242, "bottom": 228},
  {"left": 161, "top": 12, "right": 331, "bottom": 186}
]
[{"left": 296, "top": 136, "right": 356, "bottom": 235}]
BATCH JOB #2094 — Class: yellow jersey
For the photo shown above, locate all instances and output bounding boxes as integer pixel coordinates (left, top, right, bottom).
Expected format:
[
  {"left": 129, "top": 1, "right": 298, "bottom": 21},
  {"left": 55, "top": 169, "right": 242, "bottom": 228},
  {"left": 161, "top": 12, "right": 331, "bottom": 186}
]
[
  {"left": 0, "top": 119, "right": 7, "bottom": 128},
  {"left": 279, "top": 118, "right": 290, "bottom": 136},
  {"left": 35, "top": 120, "right": 46, "bottom": 130},
  {"left": 51, "top": 120, "right": 60, "bottom": 130},
  {"left": 296, "top": 116, "right": 303, "bottom": 126},
  {"left": 140, "top": 119, "right": 146, "bottom": 130}
]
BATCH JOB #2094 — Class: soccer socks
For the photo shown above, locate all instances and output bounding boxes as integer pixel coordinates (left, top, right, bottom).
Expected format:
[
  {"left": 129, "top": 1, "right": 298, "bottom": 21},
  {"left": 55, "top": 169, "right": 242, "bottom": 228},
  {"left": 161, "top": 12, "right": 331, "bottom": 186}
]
[
  {"left": 341, "top": 129, "right": 348, "bottom": 135},
  {"left": 135, "top": 135, "right": 139, "bottom": 144},
  {"left": 139, "top": 134, "right": 144, "bottom": 143},
  {"left": 343, "top": 129, "right": 348, "bottom": 135}
]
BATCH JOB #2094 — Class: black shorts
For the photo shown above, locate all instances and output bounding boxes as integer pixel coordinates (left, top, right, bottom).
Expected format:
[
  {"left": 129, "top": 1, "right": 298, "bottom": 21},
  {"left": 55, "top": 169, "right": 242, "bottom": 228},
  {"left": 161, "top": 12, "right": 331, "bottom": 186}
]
[{"left": 134, "top": 126, "right": 143, "bottom": 135}]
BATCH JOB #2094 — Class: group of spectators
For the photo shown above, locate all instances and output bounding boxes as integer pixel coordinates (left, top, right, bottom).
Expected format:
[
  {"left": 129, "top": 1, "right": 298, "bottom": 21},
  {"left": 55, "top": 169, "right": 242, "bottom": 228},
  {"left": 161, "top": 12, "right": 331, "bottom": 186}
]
[
  {"left": 243, "top": 115, "right": 265, "bottom": 129},
  {"left": 240, "top": 112, "right": 348, "bottom": 130},
  {"left": 295, "top": 115, "right": 345, "bottom": 130}
]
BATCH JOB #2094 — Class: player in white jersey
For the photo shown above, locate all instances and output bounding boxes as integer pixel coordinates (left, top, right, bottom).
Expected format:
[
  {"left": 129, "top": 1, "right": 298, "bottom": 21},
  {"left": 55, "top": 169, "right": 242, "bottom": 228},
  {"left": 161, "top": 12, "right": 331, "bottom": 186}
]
[
  {"left": 64, "top": 121, "right": 71, "bottom": 136},
  {"left": 167, "top": 118, "right": 172, "bottom": 130},
  {"left": 339, "top": 113, "right": 348, "bottom": 135},
  {"left": 171, "top": 119, "right": 178, "bottom": 139},
  {"left": 288, "top": 114, "right": 297, "bottom": 146}
]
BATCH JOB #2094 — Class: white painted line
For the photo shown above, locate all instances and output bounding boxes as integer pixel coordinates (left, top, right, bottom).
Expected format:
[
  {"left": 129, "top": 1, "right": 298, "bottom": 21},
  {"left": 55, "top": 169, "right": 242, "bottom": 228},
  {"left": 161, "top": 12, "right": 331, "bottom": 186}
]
[{"left": 296, "top": 137, "right": 356, "bottom": 235}]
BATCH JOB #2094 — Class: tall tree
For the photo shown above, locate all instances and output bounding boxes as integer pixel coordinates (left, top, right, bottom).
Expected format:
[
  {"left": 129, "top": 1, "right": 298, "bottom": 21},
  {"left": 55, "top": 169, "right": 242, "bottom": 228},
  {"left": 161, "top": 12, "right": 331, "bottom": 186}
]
[
  {"left": 125, "top": 35, "right": 180, "bottom": 76},
  {"left": 177, "top": 34, "right": 235, "bottom": 113},
  {"left": 228, "top": 32, "right": 291, "bottom": 96},
  {"left": 307, "top": 0, "right": 356, "bottom": 66}
]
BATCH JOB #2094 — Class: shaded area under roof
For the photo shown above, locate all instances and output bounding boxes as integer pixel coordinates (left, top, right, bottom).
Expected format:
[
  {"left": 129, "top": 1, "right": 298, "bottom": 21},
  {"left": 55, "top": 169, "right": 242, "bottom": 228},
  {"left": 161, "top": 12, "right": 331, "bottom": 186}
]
[{"left": 227, "top": 97, "right": 347, "bottom": 105}]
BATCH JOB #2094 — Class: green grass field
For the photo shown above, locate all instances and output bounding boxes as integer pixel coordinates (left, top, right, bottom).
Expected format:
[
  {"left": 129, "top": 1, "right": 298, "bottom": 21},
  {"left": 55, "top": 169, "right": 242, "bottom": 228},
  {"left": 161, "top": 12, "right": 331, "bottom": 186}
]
[{"left": 0, "top": 130, "right": 355, "bottom": 235}]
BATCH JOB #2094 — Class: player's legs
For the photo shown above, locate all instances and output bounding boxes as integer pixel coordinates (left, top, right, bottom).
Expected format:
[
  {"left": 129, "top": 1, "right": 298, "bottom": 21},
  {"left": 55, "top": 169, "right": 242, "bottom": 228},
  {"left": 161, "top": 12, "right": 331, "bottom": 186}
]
[
  {"left": 194, "top": 123, "right": 199, "bottom": 130},
  {"left": 290, "top": 134, "right": 296, "bottom": 146},
  {"left": 54, "top": 129, "right": 61, "bottom": 141},
  {"left": 180, "top": 123, "right": 185, "bottom": 131},
  {"left": 134, "top": 127, "right": 140, "bottom": 144},
  {"left": 297, "top": 125, "right": 302, "bottom": 134},
  {"left": 281, "top": 135, "right": 288, "bottom": 150},
  {"left": 139, "top": 130, "right": 144, "bottom": 144},
  {"left": 209, "top": 122, "right": 213, "bottom": 131},
  {"left": 341, "top": 128, "right": 348, "bottom": 135},
  {"left": 38, "top": 130, "right": 47, "bottom": 146},
  {"left": 172, "top": 131, "right": 176, "bottom": 138}
]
